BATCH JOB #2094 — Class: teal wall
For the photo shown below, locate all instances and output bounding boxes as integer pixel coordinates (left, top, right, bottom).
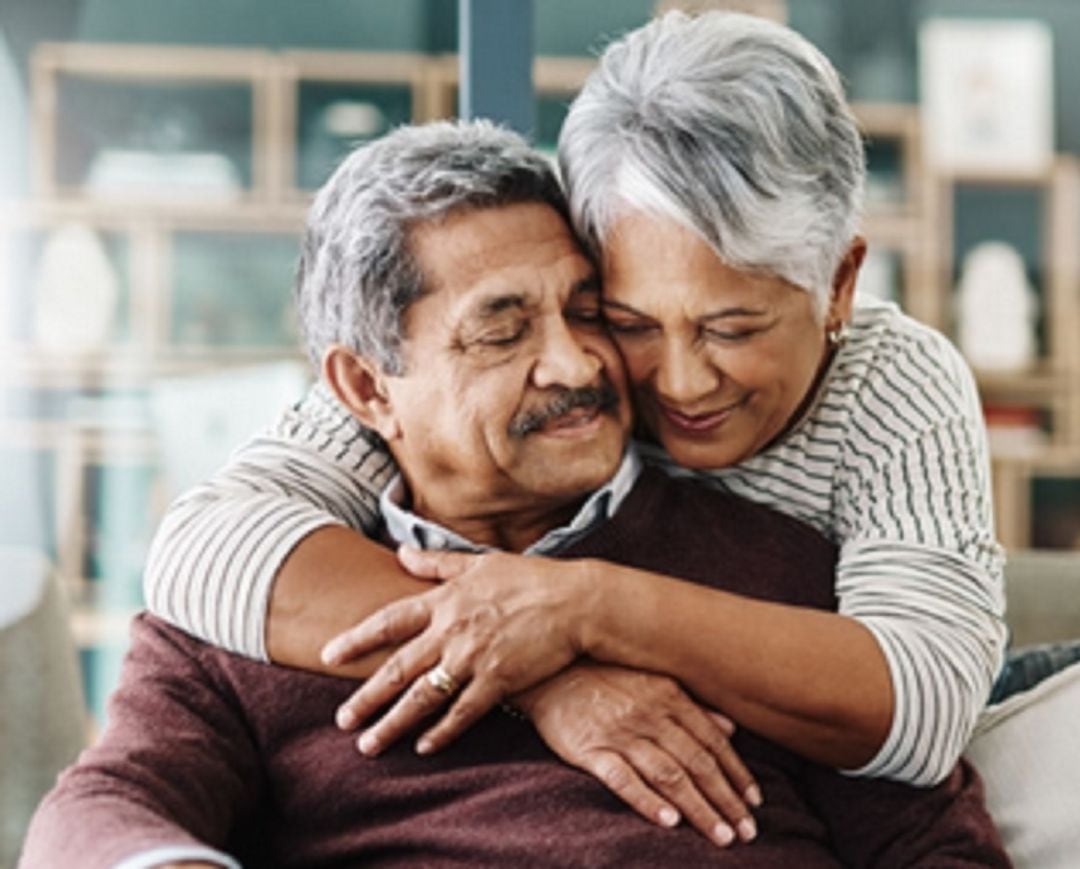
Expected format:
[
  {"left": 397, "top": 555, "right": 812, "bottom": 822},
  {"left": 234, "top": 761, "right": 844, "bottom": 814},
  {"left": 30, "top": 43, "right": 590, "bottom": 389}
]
[
  {"left": 3, "top": 0, "right": 1080, "bottom": 151},
  {"left": 77, "top": 0, "right": 441, "bottom": 51}
]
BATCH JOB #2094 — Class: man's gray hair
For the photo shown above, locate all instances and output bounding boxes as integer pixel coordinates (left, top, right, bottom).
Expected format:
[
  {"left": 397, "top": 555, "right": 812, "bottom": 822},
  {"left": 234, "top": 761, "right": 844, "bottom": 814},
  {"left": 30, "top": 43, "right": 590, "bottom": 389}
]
[
  {"left": 559, "top": 11, "right": 865, "bottom": 317},
  {"left": 296, "top": 119, "right": 568, "bottom": 373}
]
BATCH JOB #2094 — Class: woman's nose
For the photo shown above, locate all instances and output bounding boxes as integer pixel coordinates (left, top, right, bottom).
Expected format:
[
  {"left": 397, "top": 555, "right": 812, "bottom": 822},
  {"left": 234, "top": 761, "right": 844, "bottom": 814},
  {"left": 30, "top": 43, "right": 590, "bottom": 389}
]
[{"left": 654, "top": 340, "right": 719, "bottom": 405}]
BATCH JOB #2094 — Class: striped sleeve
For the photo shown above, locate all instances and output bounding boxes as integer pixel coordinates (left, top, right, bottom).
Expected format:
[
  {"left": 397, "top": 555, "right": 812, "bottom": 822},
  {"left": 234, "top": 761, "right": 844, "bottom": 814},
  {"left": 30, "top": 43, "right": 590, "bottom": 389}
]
[
  {"left": 143, "top": 383, "right": 397, "bottom": 660},
  {"left": 839, "top": 541, "right": 1005, "bottom": 784},
  {"left": 836, "top": 325, "right": 1007, "bottom": 784}
]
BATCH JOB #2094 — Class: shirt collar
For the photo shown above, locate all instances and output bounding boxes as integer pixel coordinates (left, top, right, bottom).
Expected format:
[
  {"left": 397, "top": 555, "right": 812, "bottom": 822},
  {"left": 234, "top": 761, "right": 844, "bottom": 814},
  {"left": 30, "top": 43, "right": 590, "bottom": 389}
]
[{"left": 380, "top": 446, "right": 642, "bottom": 556}]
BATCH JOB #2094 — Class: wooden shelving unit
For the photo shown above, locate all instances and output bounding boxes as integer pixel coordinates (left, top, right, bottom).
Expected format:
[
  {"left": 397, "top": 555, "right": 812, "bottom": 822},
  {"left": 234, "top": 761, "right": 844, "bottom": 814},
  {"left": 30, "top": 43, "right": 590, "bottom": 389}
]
[
  {"left": 6, "top": 43, "right": 1080, "bottom": 653},
  {"left": 930, "top": 158, "right": 1080, "bottom": 548},
  {"left": 839, "top": 101, "right": 1080, "bottom": 549}
]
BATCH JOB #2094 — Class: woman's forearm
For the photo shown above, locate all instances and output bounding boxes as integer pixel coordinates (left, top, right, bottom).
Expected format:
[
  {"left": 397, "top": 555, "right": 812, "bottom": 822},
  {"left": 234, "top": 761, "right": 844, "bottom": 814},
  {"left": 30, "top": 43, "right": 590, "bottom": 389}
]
[
  {"left": 576, "top": 560, "right": 894, "bottom": 770},
  {"left": 267, "top": 527, "right": 433, "bottom": 677}
]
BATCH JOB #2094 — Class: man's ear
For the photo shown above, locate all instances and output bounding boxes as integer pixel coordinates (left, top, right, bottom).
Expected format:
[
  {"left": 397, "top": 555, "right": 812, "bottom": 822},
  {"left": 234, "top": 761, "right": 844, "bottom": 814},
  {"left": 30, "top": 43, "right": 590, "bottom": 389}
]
[
  {"left": 827, "top": 235, "right": 867, "bottom": 326},
  {"left": 322, "top": 345, "right": 401, "bottom": 441}
]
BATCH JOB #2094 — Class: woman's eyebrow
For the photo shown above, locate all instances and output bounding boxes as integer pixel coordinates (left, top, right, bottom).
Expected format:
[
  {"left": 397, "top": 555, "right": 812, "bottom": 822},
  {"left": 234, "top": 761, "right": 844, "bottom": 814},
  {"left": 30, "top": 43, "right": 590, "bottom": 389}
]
[
  {"left": 600, "top": 298, "right": 768, "bottom": 320},
  {"left": 699, "top": 306, "right": 770, "bottom": 322}
]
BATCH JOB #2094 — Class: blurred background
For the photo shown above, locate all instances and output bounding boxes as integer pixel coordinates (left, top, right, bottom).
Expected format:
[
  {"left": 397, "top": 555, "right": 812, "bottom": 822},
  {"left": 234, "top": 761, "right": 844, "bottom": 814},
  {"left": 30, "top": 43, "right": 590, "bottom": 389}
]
[{"left": 1, "top": 1, "right": 1079, "bottom": 850}]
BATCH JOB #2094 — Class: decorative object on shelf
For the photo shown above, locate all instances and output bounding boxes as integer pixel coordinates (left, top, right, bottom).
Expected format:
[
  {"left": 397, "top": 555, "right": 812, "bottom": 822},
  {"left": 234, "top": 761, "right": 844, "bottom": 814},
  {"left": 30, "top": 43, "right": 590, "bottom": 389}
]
[
  {"left": 31, "top": 223, "right": 120, "bottom": 353},
  {"left": 984, "top": 404, "right": 1048, "bottom": 458},
  {"left": 919, "top": 18, "right": 1054, "bottom": 176},
  {"left": 86, "top": 149, "right": 242, "bottom": 200},
  {"left": 82, "top": 97, "right": 243, "bottom": 200},
  {"left": 956, "top": 241, "right": 1039, "bottom": 372},
  {"left": 299, "top": 97, "right": 391, "bottom": 191}
]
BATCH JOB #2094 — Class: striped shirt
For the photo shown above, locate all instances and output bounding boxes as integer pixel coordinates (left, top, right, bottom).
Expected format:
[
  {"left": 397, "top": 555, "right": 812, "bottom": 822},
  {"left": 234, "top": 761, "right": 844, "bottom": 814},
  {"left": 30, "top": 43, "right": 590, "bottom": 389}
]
[{"left": 143, "top": 299, "right": 1006, "bottom": 787}]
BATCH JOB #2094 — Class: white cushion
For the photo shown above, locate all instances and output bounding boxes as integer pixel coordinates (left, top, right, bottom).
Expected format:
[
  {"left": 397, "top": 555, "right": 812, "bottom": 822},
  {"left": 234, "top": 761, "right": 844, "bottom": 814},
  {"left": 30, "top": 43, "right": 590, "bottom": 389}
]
[{"left": 965, "top": 662, "right": 1080, "bottom": 868}]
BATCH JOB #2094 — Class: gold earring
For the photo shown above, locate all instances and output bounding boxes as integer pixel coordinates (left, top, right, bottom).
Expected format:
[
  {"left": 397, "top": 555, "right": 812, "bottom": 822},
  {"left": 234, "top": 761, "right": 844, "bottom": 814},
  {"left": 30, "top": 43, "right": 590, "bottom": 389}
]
[{"left": 826, "top": 323, "right": 849, "bottom": 348}]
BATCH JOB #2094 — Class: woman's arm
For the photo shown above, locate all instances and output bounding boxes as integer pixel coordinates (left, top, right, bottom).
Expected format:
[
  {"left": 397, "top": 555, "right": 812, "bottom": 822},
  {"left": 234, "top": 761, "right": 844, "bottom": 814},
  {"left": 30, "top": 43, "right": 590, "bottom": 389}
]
[
  {"left": 143, "top": 383, "right": 396, "bottom": 662},
  {"left": 830, "top": 325, "right": 1007, "bottom": 785},
  {"left": 580, "top": 561, "right": 893, "bottom": 767},
  {"left": 326, "top": 549, "right": 893, "bottom": 771},
  {"left": 266, "top": 525, "right": 432, "bottom": 677}
]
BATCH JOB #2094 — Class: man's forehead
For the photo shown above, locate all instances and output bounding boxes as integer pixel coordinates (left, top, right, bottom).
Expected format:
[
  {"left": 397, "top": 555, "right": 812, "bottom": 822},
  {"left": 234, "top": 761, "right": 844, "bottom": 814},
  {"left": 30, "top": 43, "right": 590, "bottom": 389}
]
[
  {"left": 403, "top": 202, "right": 594, "bottom": 323},
  {"left": 453, "top": 272, "right": 599, "bottom": 321}
]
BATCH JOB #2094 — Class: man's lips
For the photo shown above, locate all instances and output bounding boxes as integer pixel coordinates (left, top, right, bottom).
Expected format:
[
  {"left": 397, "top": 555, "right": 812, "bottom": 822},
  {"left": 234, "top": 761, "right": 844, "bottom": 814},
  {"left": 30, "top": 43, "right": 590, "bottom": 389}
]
[{"left": 658, "top": 397, "right": 746, "bottom": 434}]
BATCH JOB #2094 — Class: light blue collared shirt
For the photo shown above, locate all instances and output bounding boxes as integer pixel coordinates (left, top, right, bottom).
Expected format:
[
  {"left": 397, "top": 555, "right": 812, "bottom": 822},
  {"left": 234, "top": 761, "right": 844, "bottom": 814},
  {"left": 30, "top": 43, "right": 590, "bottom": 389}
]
[{"left": 380, "top": 447, "right": 642, "bottom": 555}]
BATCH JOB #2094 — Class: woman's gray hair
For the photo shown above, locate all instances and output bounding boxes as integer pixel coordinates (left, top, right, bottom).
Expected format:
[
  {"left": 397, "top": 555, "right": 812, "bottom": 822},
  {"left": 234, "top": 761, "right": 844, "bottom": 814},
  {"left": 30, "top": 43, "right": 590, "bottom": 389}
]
[
  {"left": 296, "top": 119, "right": 568, "bottom": 373},
  {"left": 559, "top": 11, "right": 864, "bottom": 317}
]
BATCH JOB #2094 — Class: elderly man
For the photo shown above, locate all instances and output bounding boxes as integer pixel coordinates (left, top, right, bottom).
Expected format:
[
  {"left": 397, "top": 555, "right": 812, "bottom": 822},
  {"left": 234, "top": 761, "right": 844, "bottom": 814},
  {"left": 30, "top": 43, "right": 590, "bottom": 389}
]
[{"left": 23, "top": 121, "right": 1007, "bottom": 868}]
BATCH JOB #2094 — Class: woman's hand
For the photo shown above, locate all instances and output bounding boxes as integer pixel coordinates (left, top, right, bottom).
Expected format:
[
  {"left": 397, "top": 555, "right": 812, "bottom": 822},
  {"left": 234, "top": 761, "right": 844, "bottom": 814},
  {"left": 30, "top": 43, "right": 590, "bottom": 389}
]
[
  {"left": 323, "top": 547, "right": 598, "bottom": 755},
  {"left": 516, "top": 663, "right": 762, "bottom": 847}
]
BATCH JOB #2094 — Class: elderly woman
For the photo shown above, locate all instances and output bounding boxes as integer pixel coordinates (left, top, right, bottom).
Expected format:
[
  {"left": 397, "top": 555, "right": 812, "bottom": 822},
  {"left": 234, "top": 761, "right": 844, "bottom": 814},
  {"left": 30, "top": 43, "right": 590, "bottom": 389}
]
[{"left": 144, "top": 10, "right": 1006, "bottom": 846}]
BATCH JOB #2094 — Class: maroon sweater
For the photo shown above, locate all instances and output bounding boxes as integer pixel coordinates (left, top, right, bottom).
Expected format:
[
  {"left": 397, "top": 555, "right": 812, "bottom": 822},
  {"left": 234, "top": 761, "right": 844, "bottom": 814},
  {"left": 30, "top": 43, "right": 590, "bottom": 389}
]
[{"left": 22, "top": 468, "right": 1009, "bottom": 868}]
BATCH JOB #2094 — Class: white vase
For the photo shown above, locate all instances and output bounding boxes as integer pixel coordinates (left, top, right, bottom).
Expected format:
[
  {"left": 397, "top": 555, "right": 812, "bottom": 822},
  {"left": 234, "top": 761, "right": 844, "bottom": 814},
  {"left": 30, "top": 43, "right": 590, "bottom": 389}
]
[
  {"left": 32, "top": 223, "right": 120, "bottom": 353},
  {"left": 955, "top": 241, "right": 1038, "bottom": 372}
]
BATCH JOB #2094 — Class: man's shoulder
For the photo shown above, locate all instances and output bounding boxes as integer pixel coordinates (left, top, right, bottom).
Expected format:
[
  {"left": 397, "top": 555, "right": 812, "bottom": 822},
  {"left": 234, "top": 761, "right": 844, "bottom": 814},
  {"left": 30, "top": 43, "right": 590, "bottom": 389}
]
[
  {"left": 569, "top": 468, "right": 838, "bottom": 607},
  {"left": 635, "top": 466, "right": 833, "bottom": 541}
]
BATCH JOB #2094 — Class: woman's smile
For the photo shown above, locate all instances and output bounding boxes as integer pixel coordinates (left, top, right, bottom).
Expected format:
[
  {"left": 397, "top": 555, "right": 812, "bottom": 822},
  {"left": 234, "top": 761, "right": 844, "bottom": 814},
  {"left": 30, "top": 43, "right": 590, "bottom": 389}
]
[{"left": 657, "top": 395, "right": 749, "bottom": 436}]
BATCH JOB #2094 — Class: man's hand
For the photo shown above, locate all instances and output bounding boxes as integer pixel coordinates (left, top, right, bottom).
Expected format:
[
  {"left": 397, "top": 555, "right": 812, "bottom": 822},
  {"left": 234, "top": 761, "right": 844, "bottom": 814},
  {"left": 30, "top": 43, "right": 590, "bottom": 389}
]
[
  {"left": 323, "top": 548, "right": 595, "bottom": 755},
  {"left": 516, "top": 663, "right": 762, "bottom": 847}
]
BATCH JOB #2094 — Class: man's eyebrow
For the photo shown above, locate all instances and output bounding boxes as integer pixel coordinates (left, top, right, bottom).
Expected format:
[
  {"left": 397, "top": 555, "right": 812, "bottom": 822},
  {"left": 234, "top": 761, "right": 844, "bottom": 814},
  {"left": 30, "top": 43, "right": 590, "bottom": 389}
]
[{"left": 468, "top": 293, "right": 528, "bottom": 320}]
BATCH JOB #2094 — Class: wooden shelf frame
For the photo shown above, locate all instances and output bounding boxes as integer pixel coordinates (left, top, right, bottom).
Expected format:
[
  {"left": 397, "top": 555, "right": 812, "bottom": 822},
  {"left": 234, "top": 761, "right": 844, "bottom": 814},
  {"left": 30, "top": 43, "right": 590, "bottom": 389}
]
[
  {"left": 275, "top": 50, "right": 452, "bottom": 200},
  {"left": 31, "top": 42, "right": 280, "bottom": 202},
  {"left": 18, "top": 44, "right": 1080, "bottom": 554},
  {"left": 853, "top": 102, "right": 943, "bottom": 325}
]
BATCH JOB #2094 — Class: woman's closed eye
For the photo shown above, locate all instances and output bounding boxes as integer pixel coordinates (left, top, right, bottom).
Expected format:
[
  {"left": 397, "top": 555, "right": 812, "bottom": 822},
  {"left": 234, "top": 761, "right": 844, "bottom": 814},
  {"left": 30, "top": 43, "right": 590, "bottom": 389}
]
[{"left": 702, "top": 325, "right": 758, "bottom": 343}]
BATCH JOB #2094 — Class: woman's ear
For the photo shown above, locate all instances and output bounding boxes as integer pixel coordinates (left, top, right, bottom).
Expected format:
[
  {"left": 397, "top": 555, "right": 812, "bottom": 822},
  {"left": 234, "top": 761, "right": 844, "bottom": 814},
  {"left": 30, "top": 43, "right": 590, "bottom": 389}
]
[
  {"left": 828, "top": 235, "right": 867, "bottom": 325},
  {"left": 322, "top": 345, "right": 401, "bottom": 441}
]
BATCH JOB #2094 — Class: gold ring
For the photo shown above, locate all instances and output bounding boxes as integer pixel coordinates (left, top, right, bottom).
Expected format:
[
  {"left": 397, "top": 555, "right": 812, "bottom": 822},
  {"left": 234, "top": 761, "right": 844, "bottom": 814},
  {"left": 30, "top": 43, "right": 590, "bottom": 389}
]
[{"left": 426, "top": 664, "right": 457, "bottom": 695}]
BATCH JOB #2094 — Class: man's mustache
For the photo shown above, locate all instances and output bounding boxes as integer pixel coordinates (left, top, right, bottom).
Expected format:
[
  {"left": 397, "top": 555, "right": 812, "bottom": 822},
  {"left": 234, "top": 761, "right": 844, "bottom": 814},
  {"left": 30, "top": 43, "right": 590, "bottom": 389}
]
[{"left": 508, "top": 383, "right": 621, "bottom": 437}]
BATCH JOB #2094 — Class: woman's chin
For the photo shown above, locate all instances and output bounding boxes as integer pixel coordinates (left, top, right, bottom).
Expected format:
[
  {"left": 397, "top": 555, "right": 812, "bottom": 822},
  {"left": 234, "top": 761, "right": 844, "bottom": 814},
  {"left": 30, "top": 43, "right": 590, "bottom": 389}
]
[{"left": 658, "top": 432, "right": 745, "bottom": 470}]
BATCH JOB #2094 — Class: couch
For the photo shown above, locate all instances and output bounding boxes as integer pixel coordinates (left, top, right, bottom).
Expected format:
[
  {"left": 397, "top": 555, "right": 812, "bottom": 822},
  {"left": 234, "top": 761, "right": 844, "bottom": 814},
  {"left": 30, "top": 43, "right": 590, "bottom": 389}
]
[
  {"left": 0, "top": 548, "right": 86, "bottom": 869},
  {"left": 963, "top": 549, "right": 1080, "bottom": 869}
]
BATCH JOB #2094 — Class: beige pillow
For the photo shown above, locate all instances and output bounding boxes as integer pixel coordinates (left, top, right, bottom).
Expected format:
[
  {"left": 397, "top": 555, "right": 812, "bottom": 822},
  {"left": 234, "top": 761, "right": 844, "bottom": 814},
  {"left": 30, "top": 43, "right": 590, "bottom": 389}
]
[{"left": 964, "top": 663, "right": 1080, "bottom": 868}]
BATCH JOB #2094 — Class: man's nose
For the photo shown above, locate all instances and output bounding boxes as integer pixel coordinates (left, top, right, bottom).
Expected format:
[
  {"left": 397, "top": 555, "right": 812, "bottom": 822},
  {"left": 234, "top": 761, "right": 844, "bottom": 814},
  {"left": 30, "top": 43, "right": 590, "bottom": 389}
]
[
  {"left": 532, "top": 317, "right": 602, "bottom": 389},
  {"left": 655, "top": 339, "right": 718, "bottom": 405}
]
